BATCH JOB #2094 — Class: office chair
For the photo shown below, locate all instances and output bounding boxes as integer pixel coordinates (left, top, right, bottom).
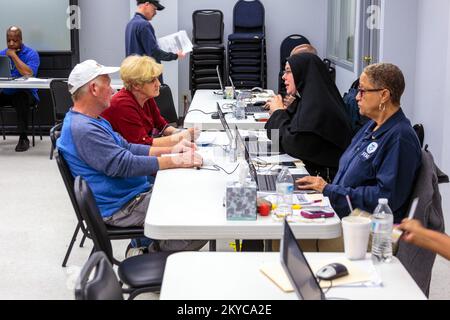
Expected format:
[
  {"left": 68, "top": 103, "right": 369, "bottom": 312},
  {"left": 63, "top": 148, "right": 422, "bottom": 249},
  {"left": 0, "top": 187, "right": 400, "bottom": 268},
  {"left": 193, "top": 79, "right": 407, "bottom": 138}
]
[
  {"left": 55, "top": 151, "right": 145, "bottom": 268},
  {"left": 74, "top": 176, "right": 172, "bottom": 299},
  {"left": 75, "top": 251, "right": 123, "bottom": 300}
]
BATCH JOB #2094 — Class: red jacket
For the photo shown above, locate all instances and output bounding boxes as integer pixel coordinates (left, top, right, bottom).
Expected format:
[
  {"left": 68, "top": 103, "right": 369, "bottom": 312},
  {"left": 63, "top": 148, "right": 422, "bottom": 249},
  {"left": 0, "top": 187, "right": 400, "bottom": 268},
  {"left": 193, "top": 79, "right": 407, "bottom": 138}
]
[{"left": 102, "top": 88, "right": 168, "bottom": 145}]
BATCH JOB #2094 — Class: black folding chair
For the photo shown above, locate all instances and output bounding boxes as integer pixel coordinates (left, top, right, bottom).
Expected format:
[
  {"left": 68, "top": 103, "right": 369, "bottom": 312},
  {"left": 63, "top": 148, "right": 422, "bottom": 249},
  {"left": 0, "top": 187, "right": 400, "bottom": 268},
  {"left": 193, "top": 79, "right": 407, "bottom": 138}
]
[
  {"left": 49, "top": 80, "right": 72, "bottom": 159},
  {"left": 154, "top": 84, "right": 179, "bottom": 126},
  {"left": 0, "top": 103, "right": 42, "bottom": 146},
  {"left": 55, "top": 150, "right": 145, "bottom": 268},
  {"left": 74, "top": 176, "right": 172, "bottom": 299}
]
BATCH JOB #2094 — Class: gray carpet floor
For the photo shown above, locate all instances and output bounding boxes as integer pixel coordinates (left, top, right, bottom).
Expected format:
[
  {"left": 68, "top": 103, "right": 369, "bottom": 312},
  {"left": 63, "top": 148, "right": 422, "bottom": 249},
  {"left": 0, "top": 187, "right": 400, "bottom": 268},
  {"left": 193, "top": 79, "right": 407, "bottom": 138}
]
[{"left": 0, "top": 136, "right": 448, "bottom": 300}]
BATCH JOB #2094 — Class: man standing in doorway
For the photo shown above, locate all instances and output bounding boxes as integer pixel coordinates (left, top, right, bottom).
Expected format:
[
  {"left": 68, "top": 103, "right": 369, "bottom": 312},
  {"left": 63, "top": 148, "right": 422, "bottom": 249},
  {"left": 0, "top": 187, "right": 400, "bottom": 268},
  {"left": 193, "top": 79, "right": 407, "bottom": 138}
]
[{"left": 126, "top": 0, "right": 185, "bottom": 68}]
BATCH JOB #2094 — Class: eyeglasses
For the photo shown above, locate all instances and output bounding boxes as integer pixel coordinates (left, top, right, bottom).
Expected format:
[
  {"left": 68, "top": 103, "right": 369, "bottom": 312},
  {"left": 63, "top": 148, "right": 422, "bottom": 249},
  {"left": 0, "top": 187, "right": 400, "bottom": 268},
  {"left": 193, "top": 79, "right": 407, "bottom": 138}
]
[
  {"left": 357, "top": 87, "right": 384, "bottom": 98},
  {"left": 283, "top": 69, "right": 292, "bottom": 75}
]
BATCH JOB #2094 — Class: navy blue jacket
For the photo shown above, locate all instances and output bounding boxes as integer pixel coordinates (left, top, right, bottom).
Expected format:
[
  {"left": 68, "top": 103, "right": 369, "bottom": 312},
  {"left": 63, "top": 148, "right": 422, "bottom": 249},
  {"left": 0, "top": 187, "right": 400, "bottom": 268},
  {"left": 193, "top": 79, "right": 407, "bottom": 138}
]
[
  {"left": 125, "top": 13, "right": 177, "bottom": 63},
  {"left": 323, "top": 109, "right": 421, "bottom": 223}
]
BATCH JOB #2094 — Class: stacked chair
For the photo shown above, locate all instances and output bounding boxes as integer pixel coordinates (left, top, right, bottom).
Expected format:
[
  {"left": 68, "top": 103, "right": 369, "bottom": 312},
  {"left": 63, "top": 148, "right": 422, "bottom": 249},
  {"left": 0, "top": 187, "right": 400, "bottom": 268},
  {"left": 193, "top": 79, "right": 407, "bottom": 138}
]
[
  {"left": 278, "top": 34, "right": 310, "bottom": 95},
  {"left": 227, "top": 0, "right": 267, "bottom": 89},
  {"left": 189, "top": 10, "right": 225, "bottom": 96}
]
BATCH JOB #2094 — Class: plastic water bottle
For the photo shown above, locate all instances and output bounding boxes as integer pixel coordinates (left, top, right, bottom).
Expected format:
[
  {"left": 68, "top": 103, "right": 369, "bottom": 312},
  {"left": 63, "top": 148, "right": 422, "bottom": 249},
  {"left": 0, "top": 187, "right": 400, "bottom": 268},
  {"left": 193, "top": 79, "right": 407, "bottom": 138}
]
[
  {"left": 275, "top": 167, "right": 294, "bottom": 218},
  {"left": 234, "top": 92, "right": 248, "bottom": 120},
  {"left": 371, "top": 198, "right": 394, "bottom": 263}
]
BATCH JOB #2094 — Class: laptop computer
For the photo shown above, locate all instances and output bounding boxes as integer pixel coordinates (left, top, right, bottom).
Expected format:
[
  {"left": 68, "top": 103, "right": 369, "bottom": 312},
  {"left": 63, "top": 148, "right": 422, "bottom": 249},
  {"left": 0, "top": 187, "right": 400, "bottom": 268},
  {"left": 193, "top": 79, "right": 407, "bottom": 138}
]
[
  {"left": 235, "top": 127, "right": 307, "bottom": 192},
  {"left": 228, "top": 76, "right": 238, "bottom": 99},
  {"left": 216, "top": 65, "right": 225, "bottom": 96},
  {"left": 245, "top": 101, "right": 268, "bottom": 114},
  {"left": 217, "top": 102, "right": 234, "bottom": 145},
  {"left": 281, "top": 219, "right": 326, "bottom": 300},
  {"left": 0, "top": 56, "right": 15, "bottom": 80}
]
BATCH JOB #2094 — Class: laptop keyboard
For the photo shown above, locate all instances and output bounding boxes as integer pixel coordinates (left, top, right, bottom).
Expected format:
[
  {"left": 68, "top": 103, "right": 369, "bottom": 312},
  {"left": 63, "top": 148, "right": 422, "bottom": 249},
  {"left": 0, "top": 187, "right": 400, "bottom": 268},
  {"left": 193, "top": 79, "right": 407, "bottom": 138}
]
[
  {"left": 257, "top": 174, "right": 277, "bottom": 191},
  {"left": 245, "top": 105, "right": 267, "bottom": 113}
]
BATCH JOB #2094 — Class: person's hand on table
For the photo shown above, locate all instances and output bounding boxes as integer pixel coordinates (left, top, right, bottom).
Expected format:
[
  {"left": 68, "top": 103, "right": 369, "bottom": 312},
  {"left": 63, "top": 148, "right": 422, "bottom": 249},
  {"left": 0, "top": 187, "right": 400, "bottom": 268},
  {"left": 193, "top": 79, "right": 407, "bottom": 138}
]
[
  {"left": 172, "top": 138, "right": 197, "bottom": 153},
  {"left": 172, "top": 150, "right": 203, "bottom": 168},
  {"left": 187, "top": 127, "right": 201, "bottom": 141},
  {"left": 296, "top": 176, "right": 328, "bottom": 193},
  {"left": 265, "top": 95, "right": 285, "bottom": 114}
]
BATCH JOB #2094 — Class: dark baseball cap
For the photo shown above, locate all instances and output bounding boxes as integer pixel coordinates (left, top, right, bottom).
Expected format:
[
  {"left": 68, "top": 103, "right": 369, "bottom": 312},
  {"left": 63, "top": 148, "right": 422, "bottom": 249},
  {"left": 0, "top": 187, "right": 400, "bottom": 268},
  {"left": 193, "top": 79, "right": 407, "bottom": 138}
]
[{"left": 136, "top": 0, "right": 165, "bottom": 11}]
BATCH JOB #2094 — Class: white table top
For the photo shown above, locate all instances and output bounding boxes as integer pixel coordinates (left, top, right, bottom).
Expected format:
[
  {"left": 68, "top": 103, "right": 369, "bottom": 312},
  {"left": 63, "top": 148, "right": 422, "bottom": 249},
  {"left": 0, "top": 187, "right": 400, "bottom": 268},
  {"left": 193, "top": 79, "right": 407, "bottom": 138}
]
[
  {"left": 145, "top": 146, "right": 341, "bottom": 240},
  {"left": 160, "top": 252, "right": 427, "bottom": 300},
  {"left": 184, "top": 90, "right": 273, "bottom": 131},
  {"left": 0, "top": 77, "right": 124, "bottom": 90}
]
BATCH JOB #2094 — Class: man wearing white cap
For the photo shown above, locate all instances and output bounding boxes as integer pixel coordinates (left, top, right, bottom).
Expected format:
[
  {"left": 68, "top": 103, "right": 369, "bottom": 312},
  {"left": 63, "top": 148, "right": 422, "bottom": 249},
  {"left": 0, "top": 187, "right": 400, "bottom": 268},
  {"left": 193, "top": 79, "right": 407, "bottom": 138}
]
[{"left": 57, "top": 59, "right": 206, "bottom": 253}]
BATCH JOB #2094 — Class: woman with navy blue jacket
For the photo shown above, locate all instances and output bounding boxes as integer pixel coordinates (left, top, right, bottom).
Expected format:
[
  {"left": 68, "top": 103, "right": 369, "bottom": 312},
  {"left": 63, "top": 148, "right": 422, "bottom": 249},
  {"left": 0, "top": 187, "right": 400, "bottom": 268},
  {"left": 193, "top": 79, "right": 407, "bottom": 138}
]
[{"left": 297, "top": 63, "right": 422, "bottom": 223}]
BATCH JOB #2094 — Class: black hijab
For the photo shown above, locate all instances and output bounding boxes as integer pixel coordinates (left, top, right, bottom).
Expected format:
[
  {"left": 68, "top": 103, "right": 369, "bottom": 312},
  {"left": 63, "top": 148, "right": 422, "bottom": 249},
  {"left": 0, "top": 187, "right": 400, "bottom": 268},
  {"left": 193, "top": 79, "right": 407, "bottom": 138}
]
[{"left": 286, "top": 53, "right": 352, "bottom": 150}]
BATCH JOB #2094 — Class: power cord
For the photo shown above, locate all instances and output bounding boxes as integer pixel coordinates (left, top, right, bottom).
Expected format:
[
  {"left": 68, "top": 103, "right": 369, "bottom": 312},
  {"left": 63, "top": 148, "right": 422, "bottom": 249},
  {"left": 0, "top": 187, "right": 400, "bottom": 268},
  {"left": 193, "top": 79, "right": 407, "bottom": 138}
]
[
  {"left": 198, "top": 163, "right": 240, "bottom": 175},
  {"left": 185, "top": 109, "right": 217, "bottom": 116}
]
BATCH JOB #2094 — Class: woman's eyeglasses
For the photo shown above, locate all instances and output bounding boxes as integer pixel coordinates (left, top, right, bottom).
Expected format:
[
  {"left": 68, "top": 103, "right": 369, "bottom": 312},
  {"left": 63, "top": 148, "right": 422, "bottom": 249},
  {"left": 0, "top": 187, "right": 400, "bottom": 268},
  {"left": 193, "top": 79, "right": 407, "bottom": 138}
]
[{"left": 357, "top": 87, "right": 384, "bottom": 97}]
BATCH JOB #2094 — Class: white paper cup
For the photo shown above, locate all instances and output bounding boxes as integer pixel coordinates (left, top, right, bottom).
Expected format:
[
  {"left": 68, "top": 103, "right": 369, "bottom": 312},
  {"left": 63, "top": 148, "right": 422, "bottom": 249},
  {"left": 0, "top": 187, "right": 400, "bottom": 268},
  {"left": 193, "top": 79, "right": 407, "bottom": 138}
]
[{"left": 342, "top": 216, "right": 371, "bottom": 260}]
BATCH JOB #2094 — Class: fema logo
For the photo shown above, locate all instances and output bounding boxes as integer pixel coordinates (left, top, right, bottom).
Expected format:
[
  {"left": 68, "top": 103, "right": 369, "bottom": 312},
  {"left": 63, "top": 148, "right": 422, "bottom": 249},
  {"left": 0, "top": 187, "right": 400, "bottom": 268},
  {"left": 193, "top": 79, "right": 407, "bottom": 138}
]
[{"left": 367, "top": 142, "right": 379, "bottom": 154}]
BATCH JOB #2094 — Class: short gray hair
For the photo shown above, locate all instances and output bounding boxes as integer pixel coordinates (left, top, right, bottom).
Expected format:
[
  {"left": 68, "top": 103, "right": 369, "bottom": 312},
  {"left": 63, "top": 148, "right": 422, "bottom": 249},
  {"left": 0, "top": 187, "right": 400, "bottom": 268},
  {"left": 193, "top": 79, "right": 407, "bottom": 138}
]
[{"left": 363, "top": 63, "right": 405, "bottom": 106}]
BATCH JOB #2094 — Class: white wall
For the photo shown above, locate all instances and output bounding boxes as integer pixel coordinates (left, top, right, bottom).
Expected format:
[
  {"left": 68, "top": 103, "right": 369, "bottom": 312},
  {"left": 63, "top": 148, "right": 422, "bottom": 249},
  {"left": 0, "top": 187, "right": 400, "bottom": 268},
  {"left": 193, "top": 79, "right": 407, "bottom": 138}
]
[
  {"left": 379, "top": 0, "right": 418, "bottom": 119},
  {"left": 78, "top": 0, "right": 130, "bottom": 75},
  {"left": 178, "top": 0, "right": 328, "bottom": 105},
  {"left": 412, "top": 0, "right": 450, "bottom": 231}
]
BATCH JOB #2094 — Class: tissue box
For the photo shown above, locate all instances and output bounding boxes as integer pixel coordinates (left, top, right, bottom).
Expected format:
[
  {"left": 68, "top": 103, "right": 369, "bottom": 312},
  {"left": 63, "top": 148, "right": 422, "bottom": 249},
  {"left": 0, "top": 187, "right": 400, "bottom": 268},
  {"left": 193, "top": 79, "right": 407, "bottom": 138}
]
[{"left": 226, "top": 181, "right": 257, "bottom": 221}]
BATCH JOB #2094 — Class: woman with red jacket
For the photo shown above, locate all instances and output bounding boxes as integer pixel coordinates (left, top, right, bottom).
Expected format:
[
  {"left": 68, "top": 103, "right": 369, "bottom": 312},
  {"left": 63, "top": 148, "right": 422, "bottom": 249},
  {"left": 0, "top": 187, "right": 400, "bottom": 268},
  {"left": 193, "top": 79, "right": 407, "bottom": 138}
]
[{"left": 102, "top": 55, "right": 198, "bottom": 146}]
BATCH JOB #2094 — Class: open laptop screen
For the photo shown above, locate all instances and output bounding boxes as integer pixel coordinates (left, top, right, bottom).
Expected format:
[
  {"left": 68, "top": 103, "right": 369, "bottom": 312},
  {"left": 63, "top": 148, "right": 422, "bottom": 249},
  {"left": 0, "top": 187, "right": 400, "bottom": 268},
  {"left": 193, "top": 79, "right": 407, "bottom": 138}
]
[
  {"left": 217, "top": 103, "right": 233, "bottom": 144},
  {"left": 0, "top": 56, "right": 13, "bottom": 80},
  {"left": 281, "top": 220, "right": 325, "bottom": 300},
  {"left": 216, "top": 65, "right": 224, "bottom": 93}
]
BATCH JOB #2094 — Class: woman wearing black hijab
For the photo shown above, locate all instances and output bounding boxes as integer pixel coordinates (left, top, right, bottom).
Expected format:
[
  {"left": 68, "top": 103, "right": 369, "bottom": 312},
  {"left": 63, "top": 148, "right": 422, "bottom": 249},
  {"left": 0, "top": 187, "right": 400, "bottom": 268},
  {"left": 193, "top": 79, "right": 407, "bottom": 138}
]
[{"left": 265, "top": 53, "right": 352, "bottom": 181}]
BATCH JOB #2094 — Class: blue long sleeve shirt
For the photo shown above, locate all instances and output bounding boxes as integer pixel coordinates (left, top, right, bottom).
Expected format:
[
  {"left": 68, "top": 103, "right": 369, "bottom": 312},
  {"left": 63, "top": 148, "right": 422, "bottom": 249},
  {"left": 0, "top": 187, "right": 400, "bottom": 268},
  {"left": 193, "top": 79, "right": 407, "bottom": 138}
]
[
  {"left": 125, "top": 13, "right": 178, "bottom": 62},
  {"left": 323, "top": 109, "right": 421, "bottom": 223},
  {"left": 57, "top": 109, "right": 159, "bottom": 218},
  {"left": 0, "top": 44, "right": 40, "bottom": 101}
]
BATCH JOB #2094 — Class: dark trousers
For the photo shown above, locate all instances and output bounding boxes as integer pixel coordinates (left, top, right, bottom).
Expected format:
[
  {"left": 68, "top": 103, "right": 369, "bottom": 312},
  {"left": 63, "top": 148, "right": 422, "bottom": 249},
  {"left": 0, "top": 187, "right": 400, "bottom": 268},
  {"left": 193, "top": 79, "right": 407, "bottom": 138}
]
[{"left": 0, "top": 91, "right": 36, "bottom": 136}]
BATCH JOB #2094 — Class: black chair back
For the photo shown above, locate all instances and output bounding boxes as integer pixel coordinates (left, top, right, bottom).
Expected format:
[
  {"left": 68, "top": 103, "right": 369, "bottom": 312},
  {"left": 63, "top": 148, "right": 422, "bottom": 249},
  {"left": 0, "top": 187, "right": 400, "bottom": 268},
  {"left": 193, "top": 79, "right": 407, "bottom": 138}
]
[
  {"left": 193, "top": 10, "right": 224, "bottom": 45},
  {"left": 50, "top": 79, "right": 73, "bottom": 122},
  {"left": 280, "top": 34, "right": 310, "bottom": 68},
  {"left": 154, "top": 84, "right": 178, "bottom": 125},
  {"left": 233, "top": 0, "right": 265, "bottom": 34},
  {"left": 74, "top": 176, "right": 115, "bottom": 262},
  {"left": 278, "top": 34, "right": 311, "bottom": 94},
  {"left": 55, "top": 152, "right": 89, "bottom": 233},
  {"left": 75, "top": 251, "right": 123, "bottom": 300}
]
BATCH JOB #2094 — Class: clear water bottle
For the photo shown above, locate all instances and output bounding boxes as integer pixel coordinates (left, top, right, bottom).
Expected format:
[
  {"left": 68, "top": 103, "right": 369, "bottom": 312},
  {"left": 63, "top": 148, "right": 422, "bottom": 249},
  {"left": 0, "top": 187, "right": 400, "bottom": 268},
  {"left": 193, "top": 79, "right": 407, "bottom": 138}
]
[
  {"left": 234, "top": 91, "right": 249, "bottom": 120},
  {"left": 275, "top": 167, "right": 294, "bottom": 218},
  {"left": 371, "top": 198, "right": 394, "bottom": 263}
]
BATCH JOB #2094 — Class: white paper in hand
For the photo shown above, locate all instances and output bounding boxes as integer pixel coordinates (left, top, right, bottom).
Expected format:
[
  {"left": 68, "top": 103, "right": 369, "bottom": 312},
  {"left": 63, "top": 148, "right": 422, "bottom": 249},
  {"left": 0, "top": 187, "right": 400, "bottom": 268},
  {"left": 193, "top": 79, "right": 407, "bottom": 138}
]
[{"left": 158, "top": 30, "right": 193, "bottom": 54}]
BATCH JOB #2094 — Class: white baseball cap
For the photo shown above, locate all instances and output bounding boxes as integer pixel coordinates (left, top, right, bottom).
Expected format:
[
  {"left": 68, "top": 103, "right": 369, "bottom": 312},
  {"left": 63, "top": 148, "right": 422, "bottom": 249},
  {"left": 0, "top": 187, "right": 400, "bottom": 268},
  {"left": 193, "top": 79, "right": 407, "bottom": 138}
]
[{"left": 68, "top": 60, "right": 120, "bottom": 94}]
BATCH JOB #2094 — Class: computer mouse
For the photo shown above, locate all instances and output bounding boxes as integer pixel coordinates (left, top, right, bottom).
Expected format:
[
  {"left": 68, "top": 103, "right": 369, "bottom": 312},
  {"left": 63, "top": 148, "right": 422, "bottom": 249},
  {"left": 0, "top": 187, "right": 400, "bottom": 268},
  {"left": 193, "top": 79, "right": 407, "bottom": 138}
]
[
  {"left": 251, "top": 87, "right": 264, "bottom": 93},
  {"left": 315, "top": 263, "right": 348, "bottom": 281}
]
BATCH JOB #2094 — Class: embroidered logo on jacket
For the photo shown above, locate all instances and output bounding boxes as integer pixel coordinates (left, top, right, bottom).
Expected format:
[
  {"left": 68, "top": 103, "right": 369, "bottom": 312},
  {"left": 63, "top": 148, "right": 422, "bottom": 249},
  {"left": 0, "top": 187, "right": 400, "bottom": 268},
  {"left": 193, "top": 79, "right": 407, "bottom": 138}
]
[{"left": 361, "top": 142, "right": 379, "bottom": 160}]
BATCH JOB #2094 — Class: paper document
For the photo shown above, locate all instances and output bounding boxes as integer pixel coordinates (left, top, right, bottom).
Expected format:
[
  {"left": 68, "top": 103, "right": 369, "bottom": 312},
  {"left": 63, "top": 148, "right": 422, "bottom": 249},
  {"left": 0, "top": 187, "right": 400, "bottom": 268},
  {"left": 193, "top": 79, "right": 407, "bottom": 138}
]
[{"left": 158, "top": 30, "right": 193, "bottom": 54}]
